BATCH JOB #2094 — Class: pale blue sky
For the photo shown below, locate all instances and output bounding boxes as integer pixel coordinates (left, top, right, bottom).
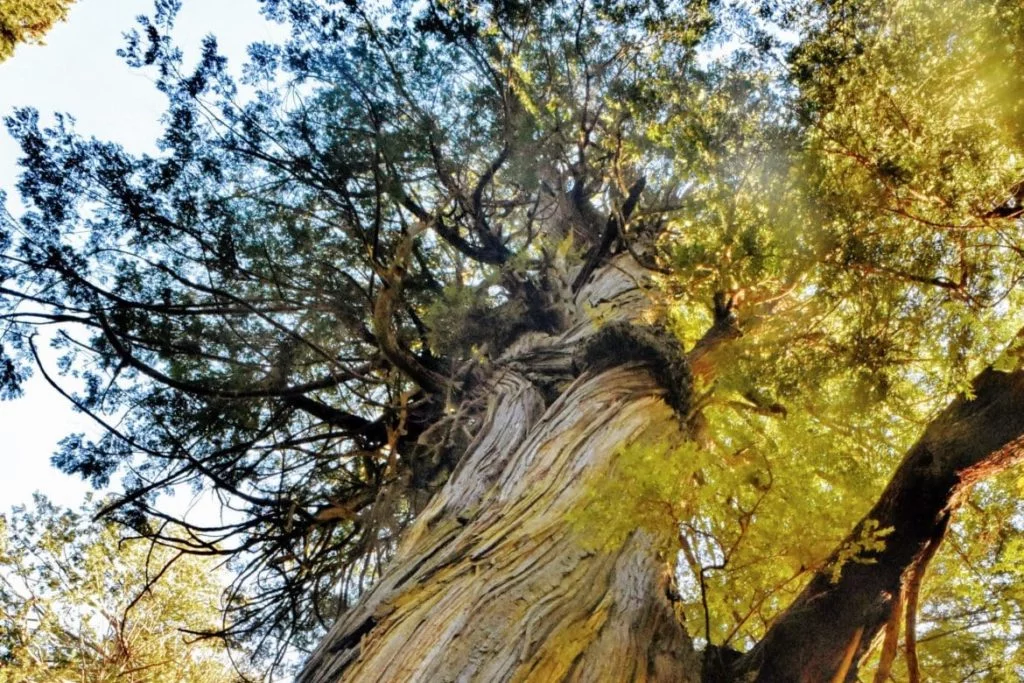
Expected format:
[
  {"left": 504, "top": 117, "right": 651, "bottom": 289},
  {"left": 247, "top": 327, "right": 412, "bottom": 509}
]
[{"left": 0, "top": 0, "right": 286, "bottom": 512}]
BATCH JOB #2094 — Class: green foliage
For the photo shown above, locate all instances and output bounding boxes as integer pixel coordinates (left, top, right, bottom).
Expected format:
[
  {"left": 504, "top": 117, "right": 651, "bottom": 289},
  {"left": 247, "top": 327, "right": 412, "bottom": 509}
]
[
  {"left": 0, "top": 0, "right": 75, "bottom": 62},
  {"left": 0, "top": 495, "right": 242, "bottom": 683},
  {"left": 421, "top": 278, "right": 535, "bottom": 358},
  {"left": 646, "top": 0, "right": 1024, "bottom": 650},
  {"left": 569, "top": 427, "right": 709, "bottom": 553},
  {"left": 884, "top": 473, "right": 1024, "bottom": 681},
  {"left": 826, "top": 519, "right": 893, "bottom": 584},
  {"left": 1, "top": 0, "right": 1024, "bottom": 678}
]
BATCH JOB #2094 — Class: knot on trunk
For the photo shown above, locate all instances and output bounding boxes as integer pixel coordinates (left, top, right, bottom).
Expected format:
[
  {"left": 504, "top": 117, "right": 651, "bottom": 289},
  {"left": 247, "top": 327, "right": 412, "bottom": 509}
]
[{"left": 575, "top": 321, "right": 692, "bottom": 416}]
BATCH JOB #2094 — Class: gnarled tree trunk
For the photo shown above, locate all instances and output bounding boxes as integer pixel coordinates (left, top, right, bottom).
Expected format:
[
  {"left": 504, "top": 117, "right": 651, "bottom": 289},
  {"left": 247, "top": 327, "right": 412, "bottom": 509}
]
[{"left": 299, "top": 256, "right": 703, "bottom": 683}]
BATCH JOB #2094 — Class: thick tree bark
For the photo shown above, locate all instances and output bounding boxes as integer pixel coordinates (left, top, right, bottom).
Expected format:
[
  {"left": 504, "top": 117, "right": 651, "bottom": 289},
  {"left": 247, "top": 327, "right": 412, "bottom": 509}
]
[
  {"left": 734, "top": 366, "right": 1024, "bottom": 682},
  {"left": 298, "top": 258, "right": 702, "bottom": 683}
]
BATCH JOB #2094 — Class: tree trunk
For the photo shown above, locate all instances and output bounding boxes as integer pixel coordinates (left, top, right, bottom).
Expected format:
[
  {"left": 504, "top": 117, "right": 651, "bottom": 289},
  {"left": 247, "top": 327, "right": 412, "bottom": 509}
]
[
  {"left": 298, "top": 258, "right": 702, "bottom": 682},
  {"left": 734, "top": 366, "right": 1024, "bottom": 682}
]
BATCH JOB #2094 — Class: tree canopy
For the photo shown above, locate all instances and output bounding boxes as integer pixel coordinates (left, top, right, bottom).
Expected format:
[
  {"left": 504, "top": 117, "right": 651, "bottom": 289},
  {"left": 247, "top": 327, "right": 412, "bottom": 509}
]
[
  {"left": 0, "top": 0, "right": 75, "bottom": 62},
  {"left": 0, "top": 495, "right": 242, "bottom": 682},
  {"left": 1, "top": 0, "right": 1023, "bottom": 679}
]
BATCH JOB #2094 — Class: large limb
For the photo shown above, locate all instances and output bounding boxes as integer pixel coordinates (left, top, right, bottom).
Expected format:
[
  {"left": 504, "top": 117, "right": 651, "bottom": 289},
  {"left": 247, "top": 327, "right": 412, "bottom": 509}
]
[{"left": 735, "top": 366, "right": 1024, "bottom": 682}]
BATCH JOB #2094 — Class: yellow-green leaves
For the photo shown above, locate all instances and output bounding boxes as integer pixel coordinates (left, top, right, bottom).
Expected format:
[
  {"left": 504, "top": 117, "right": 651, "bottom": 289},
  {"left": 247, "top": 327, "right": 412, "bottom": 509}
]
[
  {"left": 895, "top": 471, "right": 1024, "bottom": 680},
  {"left": 0, "top": 0, "right": 75, "bottom": 62},
  {"left": 994, "top": 326, "right": 1024, "bottom": 373},
  {"left": 827, "top": 519, "right": 893, "bottom": 584},
  {"left": 569, "top": 430, "right": 708, "bottom": 553},
  {"left": 0, "top": 495, "right": 241, "bottom": 683},
  {"left": 802, "top": 0, "right": 1024, "bottom": 306}
]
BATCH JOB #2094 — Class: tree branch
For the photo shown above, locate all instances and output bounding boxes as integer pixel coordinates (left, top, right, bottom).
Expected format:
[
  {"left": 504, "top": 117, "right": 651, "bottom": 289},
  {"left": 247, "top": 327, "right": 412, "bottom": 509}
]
[
  {"left": 736, "top": 365, "right": 1024, "bottom": 682},
  {"left": 571, "top": 176, "right": 645, "bottom": 292}
]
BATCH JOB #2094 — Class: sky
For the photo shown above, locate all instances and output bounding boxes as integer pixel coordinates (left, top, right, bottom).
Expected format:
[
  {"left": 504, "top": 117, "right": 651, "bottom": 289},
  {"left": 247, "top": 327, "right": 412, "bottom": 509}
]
[{"left": 0, "top": 0, "right": 287, "bottom": 513}]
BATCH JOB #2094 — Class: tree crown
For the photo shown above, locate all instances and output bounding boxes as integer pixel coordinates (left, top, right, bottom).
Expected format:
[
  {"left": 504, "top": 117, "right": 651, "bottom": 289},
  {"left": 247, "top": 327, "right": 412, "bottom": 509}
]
[{"left": 1, "top": 0, "right": 1023, "bottom": 677}]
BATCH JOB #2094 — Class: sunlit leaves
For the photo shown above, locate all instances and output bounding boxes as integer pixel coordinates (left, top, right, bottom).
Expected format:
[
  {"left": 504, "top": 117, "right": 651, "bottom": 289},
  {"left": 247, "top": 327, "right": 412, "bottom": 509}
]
[
  {"left": 2, "top": 0, "right": 1024, "bottom": 678},
  {"left": 0, "top": 0, "right": 75, "bottom": 62},
  {"left": 898, "top": 473, "right": 1024, "bottom": 681},
  {"left": 800, "top": 0, "right": 1024, "bottom": 305},
  {"left": 0, "top": 495, "right": 240, "bottom": 682},
  {"left": 570, "top": 429, "right": 710, "bottom": 553}
]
